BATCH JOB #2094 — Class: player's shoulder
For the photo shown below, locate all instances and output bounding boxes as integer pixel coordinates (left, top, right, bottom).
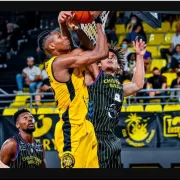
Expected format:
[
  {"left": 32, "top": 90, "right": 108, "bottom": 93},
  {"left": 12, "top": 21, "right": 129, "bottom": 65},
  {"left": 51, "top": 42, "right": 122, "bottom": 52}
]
[
  {"left": 71, "top": 48, "right": 84, "bottom": 55},
  {"left": 53, "top": 48, "right": 84, "bottom": 64},
  {"left": 1, "top": 138, "right": 17, "bottom": 149}
]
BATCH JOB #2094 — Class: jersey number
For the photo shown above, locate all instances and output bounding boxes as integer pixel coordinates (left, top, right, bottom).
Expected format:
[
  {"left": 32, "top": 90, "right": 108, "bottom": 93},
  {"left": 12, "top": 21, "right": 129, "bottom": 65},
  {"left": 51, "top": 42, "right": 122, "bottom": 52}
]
[{"left": 114, "top": 93, "right": 121, "bottom": 102}]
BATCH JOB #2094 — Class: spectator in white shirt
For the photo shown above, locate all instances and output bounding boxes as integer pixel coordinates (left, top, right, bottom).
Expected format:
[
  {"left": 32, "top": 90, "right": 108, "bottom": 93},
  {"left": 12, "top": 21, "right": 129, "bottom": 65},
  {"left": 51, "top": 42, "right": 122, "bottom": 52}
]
[
  {"left": 160, "top": 23, "right": 180, "bottom": 63},
  {"left": 14, "top": 56, "right": 42, "bottom": 93}
]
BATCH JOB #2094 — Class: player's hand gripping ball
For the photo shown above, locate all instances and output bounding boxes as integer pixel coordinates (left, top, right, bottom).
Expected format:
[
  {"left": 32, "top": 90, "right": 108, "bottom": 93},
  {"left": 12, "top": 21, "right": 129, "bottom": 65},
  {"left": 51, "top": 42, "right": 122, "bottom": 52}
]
[{"left": 73, "top": 11, "right": 95, "bottom": 24}]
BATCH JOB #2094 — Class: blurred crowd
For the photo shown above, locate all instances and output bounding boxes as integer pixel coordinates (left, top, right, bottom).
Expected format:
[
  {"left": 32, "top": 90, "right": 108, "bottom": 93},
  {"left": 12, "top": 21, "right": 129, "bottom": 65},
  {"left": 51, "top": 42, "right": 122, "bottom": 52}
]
[{"left": 1, "top": 11, "right": 180, "bottom": 105}]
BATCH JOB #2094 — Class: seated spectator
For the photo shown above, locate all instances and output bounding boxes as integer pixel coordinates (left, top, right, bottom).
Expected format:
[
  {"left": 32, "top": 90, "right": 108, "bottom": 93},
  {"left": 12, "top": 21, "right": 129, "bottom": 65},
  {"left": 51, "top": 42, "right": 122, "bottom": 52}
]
[
  {"left": 14, "top": 56, "right": 42, "bottom": 94},
  {"left": 170, "top": 68, "right": 180, "bottom": 102},
  {"left": 35, "top": 67, "right": 52, "bottom": 106},
  {"left": 146, "top": 67, "right": 167, "bottom": 103},
  {"left": 125, "top": 15, "right": 147, "bottom": 43},
  {"left": 106, "top": 29, "right": 118, "bottom": 44},
  {"left": 160, "top": 23, "right": 180, "bottom": 64},
  {"left": 121, "top": 39, "right": 132, "bottom": 60},
  {"left": 121, "top": 39, "right": 132, "bottom": 80},
  {"left": 170, "top": 44, "right": 180, "bottom": 72},
  {"left": 105, "top": 12, "right": 118, "bottom": 44},
  {"left": 123, "top": 52, "right": 136, "bottom": 80},
  {"left": 143, "top": 50, "right": 152, "bottom": 73},
  {"left": 0, "top": 37, "right": 9, "bottom": 69},
  {"left": 6, "top": 23, "right": 21, "bottom": 55}
]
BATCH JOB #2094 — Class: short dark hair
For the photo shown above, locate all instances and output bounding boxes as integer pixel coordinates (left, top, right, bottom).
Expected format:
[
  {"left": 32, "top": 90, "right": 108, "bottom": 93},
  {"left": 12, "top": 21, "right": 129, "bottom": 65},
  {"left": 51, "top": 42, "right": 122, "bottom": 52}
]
[
  {"left": 122, "top": 39, "right": 128, "bottom": 43},
  {"left": 153, "top": 67, "right": 159, "bottom": 71},
  {"left": 14, "top": 108, "right": 30, "bottom": 124},
  {"left": 108, "top": 42, "right": 125, "bottom": 74},
  {"left": 37, "top": 30, "right": 52, "bottom": 54},
  {"left": 175, "top": 44, "right": 180, "bottom": 48}
]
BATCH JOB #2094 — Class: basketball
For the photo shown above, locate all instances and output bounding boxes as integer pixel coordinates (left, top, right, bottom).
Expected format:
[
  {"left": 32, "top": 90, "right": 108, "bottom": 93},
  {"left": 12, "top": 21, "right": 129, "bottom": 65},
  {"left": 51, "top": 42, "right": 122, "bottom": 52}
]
[{"left": 73, "top": 11, "right": 94, "bottom": 24}]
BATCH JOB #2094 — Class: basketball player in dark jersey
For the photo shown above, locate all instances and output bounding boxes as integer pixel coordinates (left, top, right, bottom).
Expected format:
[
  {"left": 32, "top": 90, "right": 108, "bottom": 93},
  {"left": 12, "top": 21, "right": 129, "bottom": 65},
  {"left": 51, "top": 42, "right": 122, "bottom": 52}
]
[
  {"left": 85, "top": 37, "right": 146, "bottom": 168},
  {"left": 0, "top": 109, "right": 47, "bottom": 168}
]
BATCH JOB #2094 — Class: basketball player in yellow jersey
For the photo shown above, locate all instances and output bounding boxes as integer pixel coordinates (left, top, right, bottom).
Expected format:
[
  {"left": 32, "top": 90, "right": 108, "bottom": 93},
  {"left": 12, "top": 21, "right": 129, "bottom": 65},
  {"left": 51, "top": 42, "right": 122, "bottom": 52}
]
[{"left": 37, "top": 11, "right": 108, "bottom": 168}]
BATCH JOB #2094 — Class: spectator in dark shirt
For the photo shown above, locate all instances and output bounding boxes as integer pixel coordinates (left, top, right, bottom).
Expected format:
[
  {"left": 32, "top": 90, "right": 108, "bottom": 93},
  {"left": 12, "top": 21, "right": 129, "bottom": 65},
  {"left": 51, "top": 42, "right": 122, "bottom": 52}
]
[
  {"left": 170, "top": 44, "right": 180, "bottom": 72},
  {"left": 125, "top": 15, "right": 147, "bottom": 43},
  {"left": 170, "top": 68, "right": 180, "bottom": 102},
  {"left": 146, "top": 67, "right": 167, "bottom": 102}
]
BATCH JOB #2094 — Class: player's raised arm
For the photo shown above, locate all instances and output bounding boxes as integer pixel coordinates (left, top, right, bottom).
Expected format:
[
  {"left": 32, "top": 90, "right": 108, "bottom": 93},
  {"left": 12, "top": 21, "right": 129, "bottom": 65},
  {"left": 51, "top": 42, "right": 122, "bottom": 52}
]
[
  {"left": 58, "top": 11, "right": 75, "bottom": 49},
  {"left": 56, "top": 18, "right": 108, "bottom": 69},
  {"left": 123, "top": 37, "right": 146, "bottom": 97},
  {"left": 66, "top": 11, "right": 102, "bottom": 50}
]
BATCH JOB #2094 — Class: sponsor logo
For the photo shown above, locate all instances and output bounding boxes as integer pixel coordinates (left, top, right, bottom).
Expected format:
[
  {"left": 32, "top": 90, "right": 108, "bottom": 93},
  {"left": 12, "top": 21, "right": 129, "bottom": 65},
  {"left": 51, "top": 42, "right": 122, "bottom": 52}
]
[
  {"left": 163, "top": 115, "right": 180, "bottom": 138},
  {"left": 33, "top": 115, "right": 53, "bottom": 138},
  {"left": 105, "top": 104, "right": 119, "bottom": 119},
  {"left": 61, "top": 153, "right": 75, "bottom": 168},
  {"left": 122, "top": 113, "right": 155, "bottom": 147}
]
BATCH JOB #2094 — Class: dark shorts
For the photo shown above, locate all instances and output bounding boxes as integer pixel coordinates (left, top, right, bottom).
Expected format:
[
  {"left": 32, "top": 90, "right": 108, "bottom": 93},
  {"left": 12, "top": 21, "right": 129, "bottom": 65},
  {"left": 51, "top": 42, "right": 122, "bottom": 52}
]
[{"left": 96, "top": 134, "right": 121, "bottom": 168}]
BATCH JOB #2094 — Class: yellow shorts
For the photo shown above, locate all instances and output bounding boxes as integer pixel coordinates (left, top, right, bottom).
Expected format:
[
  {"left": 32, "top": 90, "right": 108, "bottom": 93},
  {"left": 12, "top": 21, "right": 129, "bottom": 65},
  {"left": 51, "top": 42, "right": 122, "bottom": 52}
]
[{"left": 54, "top": 119, "right": 99, "bottom": 168}]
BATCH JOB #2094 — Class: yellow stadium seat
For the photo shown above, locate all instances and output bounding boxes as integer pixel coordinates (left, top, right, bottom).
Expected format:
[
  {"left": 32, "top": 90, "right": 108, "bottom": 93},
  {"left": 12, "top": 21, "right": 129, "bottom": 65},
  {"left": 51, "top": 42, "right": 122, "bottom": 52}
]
[
  {"left": 123, "top": 79, "right": 131, "bottom": 84},
  {"left": 123, "top": 97, "right": 127, "bottom": 104},
  {"left": 150, "top": 59, "right": 167, "bottom": 72},
  {"left": 39, "top": 63, "right": 44, "bottom": 70},
  {"left": 121, "top": 106, "right": 126, "bottom": 112},
  {"left": 148, "top": 34, "right": 164, "bottom": 45},
  {"left": 23, "top": 87, "right": 29, "bottom": 92},
  {"left": 162, "top": 73, "right": 177, "bottom": 87},
  {"left": 126, "top": 105, "right": 144, "bottom": 112},
  {"left": 128, "top": 47, "right": 135, "bottom": 52},
  {"left": 164, "top": 104, "right": 180, "bottom": 112},
  {"left": 26, "top": 108, "right": 37, "bottom": 115},
  {"left": 155, "top": 22, "right": 171, "bottom": 33},
  {"left": 10, "top": 94, "right": 31, "bottom": 107},
  {"left": 14, "top": 94, "right": 30, "bottom": 103},
  {"left": 25, "top": 102, "right": 43, "bottom": 107},
  {"left": 149, "top": 99, "right": 161, "bottom": 103},
  {"left": 116, "top": 11, "right": 120, "bottom": 18},
  {"left": 145, "top": 105, "right": 162, "bottom": 112},
  {"left": 145, "top": 73, "right": 153, "bottom": 79},
  {"left": 10, "top": 102, "right": 26, "bottom": 107},
  {"left": 170, "top": 21, "right": 180, "bottom": 32},
  {"left": 118, "top": 35, "right": 125, "bottom": 46},
  {"left": 146, "top": 46, "right": 158, "bottom": 58},
  {"left": 42, "top": 102, "right": 56, "bottom": 107},
  {"left": 162, "top": 33, "right": 174, "bottom": 45},
  {"left": 37, "top": 108, "right": 59, "bottom": 114},
  {"left": 126, "top": 23, "right": 131, "bottom": 33},
  {"left": 142, "top": 23, "right": 155, "bottom": 33},
  {"left": 157, "top": 45, "right": 170, "bottom": 58},
  {"left": 115, "top": 24, "right": 126, "bottom": 34},
  {"left": 3, "top": 108, "right": 19, "bottom": 116}
]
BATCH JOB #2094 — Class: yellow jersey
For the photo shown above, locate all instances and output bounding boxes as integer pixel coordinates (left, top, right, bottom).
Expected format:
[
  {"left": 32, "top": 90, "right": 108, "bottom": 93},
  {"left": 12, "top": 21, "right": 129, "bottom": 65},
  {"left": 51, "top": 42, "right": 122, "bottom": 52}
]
[{"left": 45, "top": 56, "right": 89, "bottom": 125}]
